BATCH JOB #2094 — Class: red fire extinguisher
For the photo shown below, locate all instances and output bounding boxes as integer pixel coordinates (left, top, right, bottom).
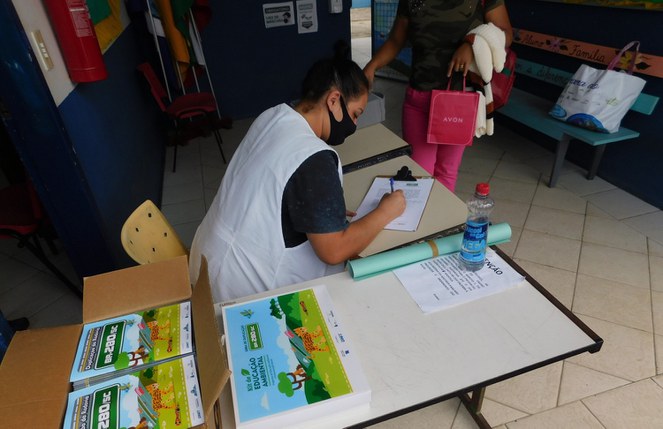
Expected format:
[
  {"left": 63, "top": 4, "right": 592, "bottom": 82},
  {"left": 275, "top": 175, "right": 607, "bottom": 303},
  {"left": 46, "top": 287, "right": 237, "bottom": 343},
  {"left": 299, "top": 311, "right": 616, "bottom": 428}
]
[{"left": 42, "top": 0, "right": 108, "bottom": 82}]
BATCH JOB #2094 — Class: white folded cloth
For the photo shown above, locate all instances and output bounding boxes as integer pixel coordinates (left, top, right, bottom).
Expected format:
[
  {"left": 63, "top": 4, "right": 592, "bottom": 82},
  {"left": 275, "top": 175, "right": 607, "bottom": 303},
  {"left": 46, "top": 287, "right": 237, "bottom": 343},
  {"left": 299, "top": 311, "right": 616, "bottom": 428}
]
[
  {"left": 475, "top": 92, "right": 487, "bottom": 137},
  {"left": 465, "top": 22, "right": 507, "bottom": 137}
]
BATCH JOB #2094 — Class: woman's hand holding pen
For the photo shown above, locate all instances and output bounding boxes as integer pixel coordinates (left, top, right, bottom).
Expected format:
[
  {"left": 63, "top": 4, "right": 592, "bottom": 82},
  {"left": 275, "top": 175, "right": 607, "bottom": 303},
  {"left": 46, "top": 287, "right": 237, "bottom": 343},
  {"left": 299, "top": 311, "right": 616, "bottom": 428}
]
[{"left": 378, "top": 189, "right": 406, "bottom": 220}]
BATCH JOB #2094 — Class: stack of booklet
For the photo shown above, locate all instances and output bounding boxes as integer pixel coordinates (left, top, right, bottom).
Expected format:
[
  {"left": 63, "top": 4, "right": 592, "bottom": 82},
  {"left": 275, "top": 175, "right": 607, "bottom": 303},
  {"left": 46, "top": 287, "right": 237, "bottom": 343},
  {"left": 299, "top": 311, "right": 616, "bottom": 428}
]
[
  {"left": 222, "top": 285, "right": 371, "bottom": 429},
  {"left": 63, "top": 301, "right": 204, "bottom": 429}
]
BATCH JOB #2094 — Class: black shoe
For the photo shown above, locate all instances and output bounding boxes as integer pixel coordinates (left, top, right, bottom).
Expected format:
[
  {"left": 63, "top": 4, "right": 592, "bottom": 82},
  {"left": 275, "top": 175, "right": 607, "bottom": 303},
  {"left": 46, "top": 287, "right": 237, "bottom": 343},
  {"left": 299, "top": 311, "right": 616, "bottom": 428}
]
[{"left": 8, "top": 317, "right": 29, "bottom": 331}]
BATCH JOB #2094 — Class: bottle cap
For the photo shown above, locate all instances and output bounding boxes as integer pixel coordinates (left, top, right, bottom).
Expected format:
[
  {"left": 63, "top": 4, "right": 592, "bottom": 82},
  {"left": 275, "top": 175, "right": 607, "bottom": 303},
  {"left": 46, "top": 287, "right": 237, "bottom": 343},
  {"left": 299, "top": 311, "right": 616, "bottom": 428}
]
[{"left": 475, "top": 183, "right": 490, "bottom": 196}]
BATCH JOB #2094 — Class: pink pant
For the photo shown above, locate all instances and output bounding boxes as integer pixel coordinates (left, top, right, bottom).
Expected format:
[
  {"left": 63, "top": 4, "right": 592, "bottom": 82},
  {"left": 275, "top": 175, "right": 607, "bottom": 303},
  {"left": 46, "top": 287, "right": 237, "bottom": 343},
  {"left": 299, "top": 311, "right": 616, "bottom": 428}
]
[{"left": 402, "top": 86, "right": 466, "bottom": 193}]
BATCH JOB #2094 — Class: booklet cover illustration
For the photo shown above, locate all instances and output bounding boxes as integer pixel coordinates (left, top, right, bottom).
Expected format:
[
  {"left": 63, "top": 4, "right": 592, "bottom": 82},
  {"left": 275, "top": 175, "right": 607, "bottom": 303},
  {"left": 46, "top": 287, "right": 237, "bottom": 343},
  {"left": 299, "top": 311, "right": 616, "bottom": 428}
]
[
  {"left": 63, "top": 355, "right": 204, "bottom": 429},
  {"left": 222, "top": 285, "right": 370, "bottom": 428},
  {"left": 70, "top": 301, "right": 194, "bottom": 387}
]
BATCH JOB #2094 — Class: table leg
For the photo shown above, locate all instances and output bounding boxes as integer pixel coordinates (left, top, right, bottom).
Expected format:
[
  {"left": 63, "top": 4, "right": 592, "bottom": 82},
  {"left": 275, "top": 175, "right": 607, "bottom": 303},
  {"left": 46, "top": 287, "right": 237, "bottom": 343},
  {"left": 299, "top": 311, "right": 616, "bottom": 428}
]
[
  {"left": 549, "top": 135, "right": 571, "bottom": 188},
  {"left": 587, "top": 145, "right": 606, "bottom": 180},
  {"left": 459, "top": 387, "right": 491, "bottom": 428}
]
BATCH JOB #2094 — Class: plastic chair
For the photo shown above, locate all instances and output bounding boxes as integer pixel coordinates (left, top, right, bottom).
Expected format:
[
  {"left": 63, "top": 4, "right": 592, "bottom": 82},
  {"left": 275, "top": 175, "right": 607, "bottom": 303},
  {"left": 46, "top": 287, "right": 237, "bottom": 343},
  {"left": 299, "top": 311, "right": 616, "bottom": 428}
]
[
  {"left": 120, "top": 200, "right": 189, "bottom": 265},
  {"left": 137, "top": 62, "right": 232, "bottom": 172},
  {"left": 0, "top": 181, "right": 82, "bottom": 298}
]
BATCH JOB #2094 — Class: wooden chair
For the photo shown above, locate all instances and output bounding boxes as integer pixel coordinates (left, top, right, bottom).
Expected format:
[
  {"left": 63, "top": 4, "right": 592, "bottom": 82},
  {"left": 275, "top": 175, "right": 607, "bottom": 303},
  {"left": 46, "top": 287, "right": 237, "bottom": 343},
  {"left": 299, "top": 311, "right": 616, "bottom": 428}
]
[{"left": 120, "top": 200, "right": 189, "bottom": 265}]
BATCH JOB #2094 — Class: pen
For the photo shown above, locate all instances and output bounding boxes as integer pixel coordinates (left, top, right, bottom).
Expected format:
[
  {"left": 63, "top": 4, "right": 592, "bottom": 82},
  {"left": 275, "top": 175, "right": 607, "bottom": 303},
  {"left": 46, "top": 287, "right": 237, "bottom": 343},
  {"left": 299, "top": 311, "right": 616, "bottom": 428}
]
[{"left": 390, "top": 177, "right": 394, "bottom": 193}]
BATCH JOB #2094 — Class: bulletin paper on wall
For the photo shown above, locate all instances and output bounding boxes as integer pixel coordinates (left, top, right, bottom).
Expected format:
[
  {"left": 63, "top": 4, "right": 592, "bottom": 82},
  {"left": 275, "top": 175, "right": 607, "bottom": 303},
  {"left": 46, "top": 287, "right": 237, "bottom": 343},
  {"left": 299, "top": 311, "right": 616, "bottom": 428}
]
[
  {"left": 394, "top": 248, "right": 525, "bottom": 313},
  {"left": 263, "top": 2, "right": 296, "bottom": 28},
  {"left": 296, "top": 0, "right": 318, "bottom": 33}
]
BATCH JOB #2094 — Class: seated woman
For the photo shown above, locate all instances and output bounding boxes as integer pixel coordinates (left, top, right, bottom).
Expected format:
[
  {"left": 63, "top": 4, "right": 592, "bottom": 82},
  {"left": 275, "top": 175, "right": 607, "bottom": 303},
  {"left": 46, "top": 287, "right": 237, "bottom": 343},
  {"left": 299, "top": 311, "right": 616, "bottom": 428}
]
[{"left": 189, "top": 46, "right": 406, "bottom": 303}]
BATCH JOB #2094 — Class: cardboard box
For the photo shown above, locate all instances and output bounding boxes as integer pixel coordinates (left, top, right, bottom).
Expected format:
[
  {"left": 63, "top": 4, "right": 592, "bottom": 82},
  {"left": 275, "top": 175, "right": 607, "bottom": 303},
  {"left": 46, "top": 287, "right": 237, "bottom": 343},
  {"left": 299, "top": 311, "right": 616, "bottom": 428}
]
[
  {"left": 0, "top": 255, "right": 230, "bottom": 428},
  {"left": 356, "top": 92, "right": 386, "bottom": 129}
]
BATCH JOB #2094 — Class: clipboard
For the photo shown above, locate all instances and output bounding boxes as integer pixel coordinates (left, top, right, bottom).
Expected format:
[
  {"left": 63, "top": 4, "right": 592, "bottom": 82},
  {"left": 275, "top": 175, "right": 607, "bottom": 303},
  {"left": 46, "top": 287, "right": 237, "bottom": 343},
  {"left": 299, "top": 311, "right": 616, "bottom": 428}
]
[
  {"left": 392, "top": 165, "right": 417, "bottom": 181},
  {"left": 352, "top": 173, "right": 434, "bottom": 232}
]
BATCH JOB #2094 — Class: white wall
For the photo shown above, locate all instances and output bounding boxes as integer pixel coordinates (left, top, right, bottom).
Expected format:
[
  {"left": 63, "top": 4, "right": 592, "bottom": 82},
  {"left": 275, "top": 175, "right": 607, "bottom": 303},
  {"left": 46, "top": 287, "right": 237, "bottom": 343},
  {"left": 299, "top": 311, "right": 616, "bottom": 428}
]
[
  {"left": 11, "top": 0, "right": 129, "bottom": 106},
  {"left": 12, "top": 0, "right": 75, "bottom": 106}
]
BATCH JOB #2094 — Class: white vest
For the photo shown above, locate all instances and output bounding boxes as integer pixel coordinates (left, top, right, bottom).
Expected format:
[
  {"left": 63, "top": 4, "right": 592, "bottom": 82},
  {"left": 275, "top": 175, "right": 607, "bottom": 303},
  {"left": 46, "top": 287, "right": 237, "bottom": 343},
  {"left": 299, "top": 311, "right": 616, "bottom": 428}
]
[{"left": 189, "top": 104, "right": 344, "bottom": 303}]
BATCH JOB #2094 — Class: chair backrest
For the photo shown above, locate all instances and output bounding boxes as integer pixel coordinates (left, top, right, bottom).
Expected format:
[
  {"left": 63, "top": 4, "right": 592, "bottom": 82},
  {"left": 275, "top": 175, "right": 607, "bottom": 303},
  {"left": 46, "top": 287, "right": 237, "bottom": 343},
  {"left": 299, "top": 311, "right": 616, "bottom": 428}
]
[
  {"left": 120, "top": 200, "right": 188, "bottom": 265},
  {"left": 0, "top": 184, "right": 35, "bottom": 236},
  {"left": 137, "top": 62, "right": 169, "bottom": 112},
  {"left": 0, "top": 180, "right": 43, "bottom": 236}
]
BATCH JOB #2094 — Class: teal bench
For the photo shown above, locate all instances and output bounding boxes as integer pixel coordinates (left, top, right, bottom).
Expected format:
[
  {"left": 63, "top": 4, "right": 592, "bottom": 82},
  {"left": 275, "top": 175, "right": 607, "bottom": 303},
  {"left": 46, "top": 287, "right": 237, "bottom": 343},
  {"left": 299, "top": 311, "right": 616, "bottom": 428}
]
[{"left": 497, "top": 59, "right": 659, "bottom": 187}]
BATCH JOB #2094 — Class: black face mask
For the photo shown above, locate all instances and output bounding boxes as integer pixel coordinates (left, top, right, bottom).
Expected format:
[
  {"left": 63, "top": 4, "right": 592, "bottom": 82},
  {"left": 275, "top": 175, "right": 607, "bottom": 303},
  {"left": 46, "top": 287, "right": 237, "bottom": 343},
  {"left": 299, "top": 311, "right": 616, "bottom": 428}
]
[{"left": 325, "top": 96, "right": 357, "bottom": 146}]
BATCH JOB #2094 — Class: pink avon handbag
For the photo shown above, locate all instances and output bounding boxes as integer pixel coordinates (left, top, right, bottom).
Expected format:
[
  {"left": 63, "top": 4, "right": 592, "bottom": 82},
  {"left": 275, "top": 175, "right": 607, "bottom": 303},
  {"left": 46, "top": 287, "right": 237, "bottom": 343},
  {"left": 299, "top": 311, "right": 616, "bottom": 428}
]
[{"left": 426, "top": 78, "right": 479, "bottom": 146}]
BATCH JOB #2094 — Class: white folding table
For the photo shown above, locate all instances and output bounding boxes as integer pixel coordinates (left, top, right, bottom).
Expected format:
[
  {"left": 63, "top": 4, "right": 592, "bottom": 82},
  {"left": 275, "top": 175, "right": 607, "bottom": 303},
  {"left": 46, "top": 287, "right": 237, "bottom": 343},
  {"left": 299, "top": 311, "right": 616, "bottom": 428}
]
[
  {"left": 216, "top": 249, "right": 602, "bottom": 428},
  {"left": 335, "top": 123, "right": 411, "bottom": 173}
]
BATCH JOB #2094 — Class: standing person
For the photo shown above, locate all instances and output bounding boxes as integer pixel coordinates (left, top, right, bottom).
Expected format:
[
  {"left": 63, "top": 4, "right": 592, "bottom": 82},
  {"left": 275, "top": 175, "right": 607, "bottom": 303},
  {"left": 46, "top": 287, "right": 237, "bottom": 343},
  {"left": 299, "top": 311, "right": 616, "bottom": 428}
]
[
  {"left": 363, "top": 1, "right": 512, "bottom": 192},
  {"left": 189, "top": 45, "right": 406, "bottom": 303}
]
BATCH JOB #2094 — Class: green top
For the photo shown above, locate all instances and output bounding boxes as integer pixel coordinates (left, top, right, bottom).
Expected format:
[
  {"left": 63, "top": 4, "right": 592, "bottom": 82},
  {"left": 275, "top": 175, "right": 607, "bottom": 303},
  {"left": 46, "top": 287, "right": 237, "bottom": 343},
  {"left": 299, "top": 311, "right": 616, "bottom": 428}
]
[{"left": 397, "top": 0, "right": 504, "bottom": 90}]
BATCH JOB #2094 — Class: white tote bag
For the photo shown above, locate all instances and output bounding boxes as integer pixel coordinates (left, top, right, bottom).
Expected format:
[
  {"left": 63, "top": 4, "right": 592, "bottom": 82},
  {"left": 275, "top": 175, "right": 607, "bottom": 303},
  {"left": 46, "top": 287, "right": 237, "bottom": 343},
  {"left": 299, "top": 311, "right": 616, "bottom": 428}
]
[{"left": 549, "top": 41, "right": 646, "bottom": 133}]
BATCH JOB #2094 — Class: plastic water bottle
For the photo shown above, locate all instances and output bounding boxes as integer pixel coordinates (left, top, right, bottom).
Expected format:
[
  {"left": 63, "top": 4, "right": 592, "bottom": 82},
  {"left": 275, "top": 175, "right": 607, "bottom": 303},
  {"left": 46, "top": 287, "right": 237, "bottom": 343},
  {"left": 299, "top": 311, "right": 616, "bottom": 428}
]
[{"left": 459, "top": 183, "right": 494, "bottom": 271}]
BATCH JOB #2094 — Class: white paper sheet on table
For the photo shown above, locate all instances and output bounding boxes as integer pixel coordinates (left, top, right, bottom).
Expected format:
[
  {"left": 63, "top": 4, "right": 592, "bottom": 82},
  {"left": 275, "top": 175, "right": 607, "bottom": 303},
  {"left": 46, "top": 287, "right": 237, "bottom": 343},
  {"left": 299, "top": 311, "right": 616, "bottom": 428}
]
[
  {"left": 394, "top": 248, "right": 526, "bottom": 313},
  {"left": 352, "top": 176, "right": 434, "bottom": 232}
]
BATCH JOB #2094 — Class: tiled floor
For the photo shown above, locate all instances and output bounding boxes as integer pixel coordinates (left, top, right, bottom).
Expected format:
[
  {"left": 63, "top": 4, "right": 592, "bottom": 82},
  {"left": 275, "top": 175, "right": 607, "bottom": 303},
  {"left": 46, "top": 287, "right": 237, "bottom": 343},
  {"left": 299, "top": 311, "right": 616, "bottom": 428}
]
[{"left": 2, "top": 34, "right": 663, "bottom": 428}]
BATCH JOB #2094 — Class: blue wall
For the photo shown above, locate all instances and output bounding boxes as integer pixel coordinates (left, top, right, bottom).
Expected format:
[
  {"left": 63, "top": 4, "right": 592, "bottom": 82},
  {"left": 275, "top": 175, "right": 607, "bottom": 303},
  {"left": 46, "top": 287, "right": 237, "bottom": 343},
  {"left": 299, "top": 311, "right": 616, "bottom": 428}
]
[
  {"left": 1, "top": 0, "right": 113, "bottom": 278},
  {"left": 58, "top": 23, "right": 166, "bottom": 268},
  {"left": 201, "top": 0, "right": 352, "bottom": 119},
  {"left": 506, "top": 1, "right": 663, "bottom": 208},
  {"left": 1, "top": 0, "right": 167, "bottom": 277}
]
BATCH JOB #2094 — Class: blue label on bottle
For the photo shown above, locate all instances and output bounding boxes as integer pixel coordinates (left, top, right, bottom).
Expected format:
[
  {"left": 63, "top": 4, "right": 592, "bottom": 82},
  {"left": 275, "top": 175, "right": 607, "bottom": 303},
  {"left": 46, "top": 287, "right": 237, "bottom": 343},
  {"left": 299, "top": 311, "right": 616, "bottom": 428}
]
[{"left": 460, "top": 220, "right": 488, "bottom": 262}]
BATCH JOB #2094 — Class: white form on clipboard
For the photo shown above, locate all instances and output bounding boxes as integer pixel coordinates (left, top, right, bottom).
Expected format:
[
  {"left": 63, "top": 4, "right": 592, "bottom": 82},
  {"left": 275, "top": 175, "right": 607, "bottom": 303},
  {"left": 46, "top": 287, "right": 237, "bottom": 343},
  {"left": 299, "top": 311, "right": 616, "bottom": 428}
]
[{"left": 351, "top": 176, "right": 434, "bottom": 231}]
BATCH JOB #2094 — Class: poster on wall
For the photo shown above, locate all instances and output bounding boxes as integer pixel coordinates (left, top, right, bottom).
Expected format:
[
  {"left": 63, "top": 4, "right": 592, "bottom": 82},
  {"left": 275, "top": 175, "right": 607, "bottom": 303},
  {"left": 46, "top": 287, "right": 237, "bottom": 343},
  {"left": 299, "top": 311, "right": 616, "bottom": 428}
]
[
  {"left": 512, "top": 28, "right": 663, "bottom": 79},
  {"left": 263, "top": 2, "right": 296, "bottom": 28},
  {"left": 537, "top": 0, "right": 663, "bottom": 11},
  {"left": 296, "top": 0, "right": 319, "bottom": 33},
  {"left": 91, "top": 0, "right": 129, "bottom": 53}
]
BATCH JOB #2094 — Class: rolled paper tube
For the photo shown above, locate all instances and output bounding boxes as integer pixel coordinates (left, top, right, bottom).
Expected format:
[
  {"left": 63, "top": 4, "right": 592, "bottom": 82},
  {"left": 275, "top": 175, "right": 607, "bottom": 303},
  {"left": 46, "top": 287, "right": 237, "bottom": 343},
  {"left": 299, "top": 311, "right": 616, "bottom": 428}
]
[{"left": 348, "top": 222, "right": 512, "bottom": 280}]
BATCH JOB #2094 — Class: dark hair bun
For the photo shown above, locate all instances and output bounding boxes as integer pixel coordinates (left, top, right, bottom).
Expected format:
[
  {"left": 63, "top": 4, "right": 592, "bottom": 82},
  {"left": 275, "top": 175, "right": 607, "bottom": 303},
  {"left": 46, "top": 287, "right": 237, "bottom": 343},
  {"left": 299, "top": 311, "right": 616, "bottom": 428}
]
[
  {"left": 333, "top": 39, "right": 351, "bottom": 62},
  {"left": 300, "top": 39, "right": 368, "bottom": 103}
]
